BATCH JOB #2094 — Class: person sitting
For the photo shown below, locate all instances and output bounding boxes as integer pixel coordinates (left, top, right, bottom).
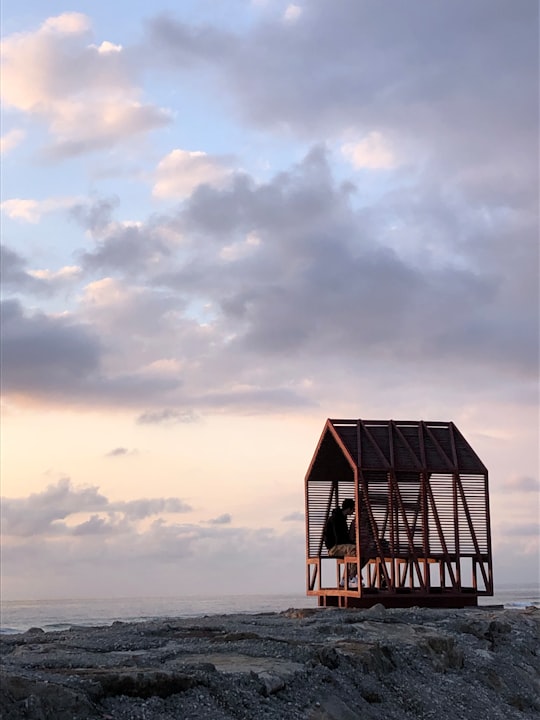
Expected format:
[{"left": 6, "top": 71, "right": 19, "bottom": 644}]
[{"left": 324, "top": 498, "right": 358, "bottom": 587}]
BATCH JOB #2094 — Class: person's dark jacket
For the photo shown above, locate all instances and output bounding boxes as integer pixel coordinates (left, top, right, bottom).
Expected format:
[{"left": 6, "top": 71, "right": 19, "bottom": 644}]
[{"left": 324, "top": 508, "right": 351, "bottom": 549}]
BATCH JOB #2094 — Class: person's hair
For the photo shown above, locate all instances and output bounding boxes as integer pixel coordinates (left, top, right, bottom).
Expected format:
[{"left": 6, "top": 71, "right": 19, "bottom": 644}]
[{"left": 342, "top": 498, "right": 355, "bottom": 511}]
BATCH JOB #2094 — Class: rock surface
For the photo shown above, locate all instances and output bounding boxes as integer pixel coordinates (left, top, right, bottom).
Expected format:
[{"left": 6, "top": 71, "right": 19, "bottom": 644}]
[{"left": 1, "top": 605, "right": 538, "bottom": 719}]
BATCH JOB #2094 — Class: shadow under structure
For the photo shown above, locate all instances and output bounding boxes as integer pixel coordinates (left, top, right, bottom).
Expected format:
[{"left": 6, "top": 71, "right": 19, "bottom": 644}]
[{"left": 305, "top": 419, "right": 493, "bottom": 608}]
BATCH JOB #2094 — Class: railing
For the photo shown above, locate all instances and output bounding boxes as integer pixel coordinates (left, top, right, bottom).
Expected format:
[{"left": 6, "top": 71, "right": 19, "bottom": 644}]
[{"left": 307, "top": 552, "right": 492, "bottom": 596}]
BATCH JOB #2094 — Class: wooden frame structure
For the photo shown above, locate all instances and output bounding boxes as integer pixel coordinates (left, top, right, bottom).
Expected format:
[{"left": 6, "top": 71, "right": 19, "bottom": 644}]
[{"left": 305, "top": 419, "right": 493, "bottom": 608}]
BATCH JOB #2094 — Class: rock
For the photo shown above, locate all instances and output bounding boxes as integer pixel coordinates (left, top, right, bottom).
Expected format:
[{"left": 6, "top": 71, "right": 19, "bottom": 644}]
[
  {"left": 315, "top": 646, "right": 341, "bottom": 669},
  {"left": 362, "top": 603, "right": 387, "bottom": 620},
  {"left": 257, "top": 672, "right": 285, "bottom": 696},
  {"left": 1, "top": 607, "right": 538, "bottom": 719},
  {"left": 0, "top": 676, "right": 99, "bottom": 720},
  {"left": 80, "top": 669, "right": 200, "bottom": 698},
  {"left": 420, "top": 635, "right": 464, "bottom": 671},
  {"left": 307, "top": 694, "right": 367, "bottom": 720}
]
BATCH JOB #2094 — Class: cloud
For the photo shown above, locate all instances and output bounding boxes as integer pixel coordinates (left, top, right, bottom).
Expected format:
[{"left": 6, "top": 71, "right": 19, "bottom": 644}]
[
  {"left": 341, "top": 131, "right": 396, "bottom": 169},
  {"left": 499, "top": 476, "right": 540, "bottom": 494},
  {"left": 1, "top": 196, "right": 81, "bottom": 223},
  {"left": 79, "top": 223, "right": 174, "bottom": 274},
  {"left": 2, "top": 522, "right": 309, "bottom": 598},
  {"left": 0, "top": 4, "right": 537, "bottom": 600},
  {"left": 0, "top": 257, "right": 82, "bottom": 299},
  {"left": 496, "top": 520, "right": 539, "bottom": 557},
  {"left": 3, "top": 140, "right": 537, "bottom": 413},
  {"left": 1, "top": 7, "right": 536, "bottom": 415},
  {"left": 1, "top": 299, "right": 102, "bottom": 396},
  {"left": 0, "top": 478, "right": 192, "bottom": 537},
  {"left": 28, "top": 266, "right": 82, "bottom": 282},
  {"left": 0, "top": 478, "right": 108, "bottom": 537},
  {"left": 0, "top": 129, "right": 25, "bottom": 154},
  {"left": 71, "top": 514, "right": 119, "bottom": 536},
  {"left": 71, "top": 199, "right": 180, "bottom": 275},
  {"left": 137, "top": 409, "right": 199, "bottom": 425},
  {"left": 173, "top": 147, "right": 536, "bottom": 377},
  {"left": 1, "top": 246, "right": 59, "bottom": 296},
  {"left": 0, "top": 298, "right": 181, "bottom": 406},
  {"left": 91, "top": 40, "right": 122, "bottom": 54},
  {"left": 205, "top": 513, "right": 232, "bottom": 525},
  {"left": 41, "top": 11, "right": 91, "bottom": 34},
  {"left": 1, "top": 13, "right": 171, "bottom": 159},
  {"left": 153, "top": 149, "right": 233, "bottom": 199},
  {"left": 282, "top": 511, "right": 304, "bottom": 522},
  {"left": 142, "top": 13, "right": 234, "bottom": 69},
  {"left": 197, "top": 386, "right": 314, "bottom": 411},
  {"left": 106, "top": 447, "right": 130, "bottom": 457},
  {"left": 112, "top": 498, "right": 193, "bottom": 519},
  {"left": 3, "top": 480, "right": 536, "bottom": 597},
  {"left": 1, "top": 479, "right": 308, "bottom": 597},
  {"left": 146, "top": 1, "right": 537, "bottom": 205},
  {"left": 43, "top": 103, "right": 171, "bottom": 160},
  {"left": 220, "top": 232, "right": 261, "bottom": 262},
  {"left": 501, "top": 523, "right": 539, "bottom": 538},
  {"left": 283, "top": 5, "right": 302, "bottom": 23},
  {"left": 78, "top": 276, "right": 180, "bottom": 343},
  {"left": 69, "top": 196, "right": 120, "bottom": 238}
]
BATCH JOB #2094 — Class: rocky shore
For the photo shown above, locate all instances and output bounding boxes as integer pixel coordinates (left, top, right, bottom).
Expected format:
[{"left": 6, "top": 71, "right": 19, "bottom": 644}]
[{"left": 1, "top": 604, "right": 538, "bottom": 719}]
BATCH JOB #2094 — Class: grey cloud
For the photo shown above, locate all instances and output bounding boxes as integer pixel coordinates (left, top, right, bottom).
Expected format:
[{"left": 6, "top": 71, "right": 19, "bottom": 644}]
[
  {"left": 86, "top": 373, "right": 181, "bottom": 404},
  {"left": 80, "top": 222, "right": 173, "bottom": 274},
  {"left": 1, "top": 245, "right": 77, "bottom": 297},
  {"left": 1, "top": 298, "right": 181, "bottom": 405},
  {"left": 136, "top": 409, "right": 199, "bottom": 425},
  {"left": 0, "top": 478, "right": 108, "bottom": 537},
  {"left": 1, "top": 479, "right": 193, "bottom": 538},
  {"left": 111, "top": 498, "right": 193, "bottom": 519},
  {"left": 1, "top": 246, "right": 48, "bottom": 295},
  {"left": 205, "top": 513, "right": 232, "bottom": 525},
  {"left": 145, "top": 13, "right": 235, "bottom": 67},
  {"left": 5, "top": 511, "right": 534, "bottom": 596},
  {"left": 4, "top": 0, "right": 538, "bottom": 416},
  {"left": 71, "top": 195, "right": 178, "bottom": 276},
  {"left": 181, "top": 149, "right": 340, "bottom": 241},
  {"left": 146, "top": 1, "right": 537, "bottom": 152},
  {"left": 79, "top": 280, "right": 188, "bottom": 346},
  {"left": 493, "top": 544, "right": 539, "bottom": 588},
  {"left": 106, "top": 448, "right": 130, "bottom": 457},
  {"left": 3, "top": 138, "right": 537, "bottom": 413},
  {"left": 501, "top": 523, "right": 540, "bottom": 538},
  {"left": 70, "top": 196, "right": 120, "bottom": 237},
  {"left": 167, "top": 148, "right": 536, "bottom": 376},
  {"left": 71, "top": 515, "right": 124, "bottom": 536},
  {"left": 141, "top": 0, "right": 536, "bottom": 375},
  {"left": 145, "top": 1, "right": 538, "bottom": 338},
  {"left": 499, "top": 476, "right": 540, "bottom": 494},
  {"left": 2, "top": 480, "right": 535, "bottom": 594},
  {"left": 1, "top": 299, "right": 102, "bottom": 396},
  {"left": 282, "top": 512, "right": 304, "bottom": 522},
  {"left": 1, "top": 516, "right": 310, "bottom": 597},
  {"left": 198, "top": 387, "right": 315, "bottom": 411}
]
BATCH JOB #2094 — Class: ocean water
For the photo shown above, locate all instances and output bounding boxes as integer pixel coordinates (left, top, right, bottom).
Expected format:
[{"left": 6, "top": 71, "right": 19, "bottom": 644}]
[
  {"left": 0, "top": 594, "right": 318, "bottom": 634},
  {"left": 1, "top": 586, "right": 538, "bottom": 635}
]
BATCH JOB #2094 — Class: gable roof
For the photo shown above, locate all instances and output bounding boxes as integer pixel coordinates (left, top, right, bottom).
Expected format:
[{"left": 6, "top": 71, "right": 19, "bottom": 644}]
[{"left": 307, "top": 419, "right": 487, "bottom": 479}]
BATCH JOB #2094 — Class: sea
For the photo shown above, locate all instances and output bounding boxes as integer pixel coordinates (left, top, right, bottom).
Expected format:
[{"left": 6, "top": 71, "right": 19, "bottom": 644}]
[{"left": 1, "top": 586, "right": 538, "bottom": 635}]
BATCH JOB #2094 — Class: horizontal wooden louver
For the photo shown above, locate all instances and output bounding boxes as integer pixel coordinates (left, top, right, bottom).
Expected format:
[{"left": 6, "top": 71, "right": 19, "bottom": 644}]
[{"left": 305, "top": 418, "right": 493, "bottom": 604}]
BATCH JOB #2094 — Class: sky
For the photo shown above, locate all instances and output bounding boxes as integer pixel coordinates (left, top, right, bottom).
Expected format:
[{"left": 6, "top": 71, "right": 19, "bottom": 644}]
[{"left": 1, "top": 0, "right": 538, "bottom": 601}]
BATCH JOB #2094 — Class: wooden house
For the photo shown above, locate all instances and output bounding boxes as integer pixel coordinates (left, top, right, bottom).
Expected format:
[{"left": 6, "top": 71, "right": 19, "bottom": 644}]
[{"left": 305, "top": 419, "right": 493, "bottom": 608}]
